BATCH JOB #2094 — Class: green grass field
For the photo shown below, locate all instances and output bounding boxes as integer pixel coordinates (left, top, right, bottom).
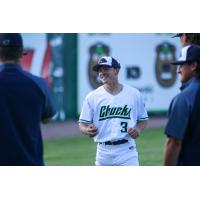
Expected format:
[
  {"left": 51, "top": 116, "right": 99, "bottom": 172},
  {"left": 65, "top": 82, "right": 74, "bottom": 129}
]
[{"left": 44, "top": 127, "right": 166, "bottom": 166}]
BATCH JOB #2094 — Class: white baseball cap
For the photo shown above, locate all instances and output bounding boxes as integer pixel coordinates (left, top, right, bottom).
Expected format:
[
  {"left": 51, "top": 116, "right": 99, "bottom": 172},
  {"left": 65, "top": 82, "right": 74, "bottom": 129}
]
[
  {"left": 171, "top": 45, "right": 200, "bottom": 65},
  {"left": 92, "top": 56, "right": 121, "bottom": 72}
]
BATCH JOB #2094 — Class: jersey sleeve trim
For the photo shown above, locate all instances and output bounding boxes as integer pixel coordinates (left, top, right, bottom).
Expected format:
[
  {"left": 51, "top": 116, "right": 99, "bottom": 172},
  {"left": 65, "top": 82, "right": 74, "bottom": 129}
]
[
  {"left": 79, "top": 119, "right": 93, "bottom": 124},
  {"left": 137, "top": 117, "right": 149, "bottom": 121}
]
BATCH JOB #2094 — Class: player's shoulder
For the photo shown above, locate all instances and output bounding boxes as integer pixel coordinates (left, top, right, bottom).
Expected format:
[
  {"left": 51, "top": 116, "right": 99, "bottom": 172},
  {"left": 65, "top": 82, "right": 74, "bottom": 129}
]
[
  {"left": 123, "top": 84, "right": 141, "bottom": 95},
  {"left": 175, "top": 78, "right": 199, "bottom": 103},
  {"left": 20, "top": 69, "right": 51, "bottom": 96},
  {"left": 171, "top": 88, "right": 189, "bottom": 109},
  {"left": 20, "top": 68, "right": 44, "bottom": 81},
  {"left": 23, "top": 70, "right": 48, "bottom": 87},
  {"left": 85, "top": 86, "right": 104, "bottom": 99}
]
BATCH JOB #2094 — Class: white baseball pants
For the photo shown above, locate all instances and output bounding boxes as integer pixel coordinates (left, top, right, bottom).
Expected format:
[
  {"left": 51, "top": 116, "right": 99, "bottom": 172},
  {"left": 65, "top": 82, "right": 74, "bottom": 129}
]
[{"left": 95, "top": 141, "right": 139, "bottom": 166}]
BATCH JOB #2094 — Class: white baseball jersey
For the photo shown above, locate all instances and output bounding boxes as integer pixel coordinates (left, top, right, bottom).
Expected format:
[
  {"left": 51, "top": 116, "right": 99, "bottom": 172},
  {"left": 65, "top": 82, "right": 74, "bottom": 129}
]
[{"left": 79, "top": 84, "right": 148, "bottom": 143}]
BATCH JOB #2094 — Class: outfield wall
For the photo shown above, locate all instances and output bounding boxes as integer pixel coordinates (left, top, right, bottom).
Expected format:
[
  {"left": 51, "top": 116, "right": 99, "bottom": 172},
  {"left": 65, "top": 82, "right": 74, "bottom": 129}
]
[
  {"left": 20, "top": 33, "right": 181, "bottom": 121},
  {"left": 21, "top": 33, "right": 77, "bottom": 121},
  {"left": 77, "top": 33, "right": 181, "bottom": 114}
]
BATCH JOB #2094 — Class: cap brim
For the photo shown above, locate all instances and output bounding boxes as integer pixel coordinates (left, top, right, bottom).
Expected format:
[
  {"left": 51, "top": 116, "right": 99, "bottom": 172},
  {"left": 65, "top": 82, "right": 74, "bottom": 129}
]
[
  {"left": 170, "top": 61, "right": 187, "bottom": 65},
  {"left": 172, "top": 33, "right": 183, "bottom": 38},
  {"left": 172, "top": 35, "right": 179, "bottom": 38},
  {"left": 92, "top": 64, "right": 111, "bottom": 72}
]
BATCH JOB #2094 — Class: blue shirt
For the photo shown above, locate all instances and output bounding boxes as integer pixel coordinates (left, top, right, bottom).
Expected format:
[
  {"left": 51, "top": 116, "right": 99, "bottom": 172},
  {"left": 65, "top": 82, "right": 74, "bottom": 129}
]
[
  {"left": 165, "top": 77, "right": 200, "bottom": 165},
  {"left": 0, "top": 63, "right": 56, "bottom": 166}
]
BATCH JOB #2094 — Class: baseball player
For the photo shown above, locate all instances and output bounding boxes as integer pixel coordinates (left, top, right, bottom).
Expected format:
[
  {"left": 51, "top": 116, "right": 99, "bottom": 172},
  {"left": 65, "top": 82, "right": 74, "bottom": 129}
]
[
  {"left": 79, "top": 56, "right": 148, "bottom": 166},
  {"left": 172, "top": 34, "right": 200, "bottom": 91},
  {"left": 172, "top": 33, "right": 200, "bottom": 47}
]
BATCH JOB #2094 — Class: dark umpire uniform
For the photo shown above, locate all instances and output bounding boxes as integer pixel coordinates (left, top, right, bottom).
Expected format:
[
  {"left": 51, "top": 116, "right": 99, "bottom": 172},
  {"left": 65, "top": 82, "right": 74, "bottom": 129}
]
[
  {"left": 165, "top": 45, "right": 200, "bottom": 165},
  {"left": 0, "top": 33, "right": 56, "bottom": 166}
]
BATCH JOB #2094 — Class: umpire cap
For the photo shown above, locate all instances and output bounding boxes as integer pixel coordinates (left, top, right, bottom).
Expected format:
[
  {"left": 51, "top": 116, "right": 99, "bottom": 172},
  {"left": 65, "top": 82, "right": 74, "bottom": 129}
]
[
  {"left": 93, "top": 56, "right": 121, "bottom": 72},
  {"left": 0, "top": 33, "right": 23, "bottom": 48},
  {"left": 171, "top": 45, "right": 200, "bottom": 65}
]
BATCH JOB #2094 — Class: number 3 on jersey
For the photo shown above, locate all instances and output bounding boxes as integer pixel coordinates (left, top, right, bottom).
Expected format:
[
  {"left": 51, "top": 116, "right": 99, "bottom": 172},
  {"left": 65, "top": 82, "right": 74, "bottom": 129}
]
[{"left": 121, "top": 122, "right": 128, "bottom": 133}]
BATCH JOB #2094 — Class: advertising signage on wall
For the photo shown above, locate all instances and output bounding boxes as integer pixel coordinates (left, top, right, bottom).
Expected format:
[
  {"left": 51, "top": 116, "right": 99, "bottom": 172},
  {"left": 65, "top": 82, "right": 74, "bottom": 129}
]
[
  {"left": 78, "top": 33, "right": 182, "bottom": 113},
  {"left": 21, "top": 33, "right": 66, "bottom": 121},
  {"left": 21, "top": 34, "right": 49, "bottom": 81}
]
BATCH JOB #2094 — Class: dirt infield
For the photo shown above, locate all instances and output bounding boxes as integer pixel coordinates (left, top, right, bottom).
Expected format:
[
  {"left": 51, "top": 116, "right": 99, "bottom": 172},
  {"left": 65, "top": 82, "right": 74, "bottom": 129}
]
[{"left": 41, "top": 117, "right": 167, "bottom": 140}]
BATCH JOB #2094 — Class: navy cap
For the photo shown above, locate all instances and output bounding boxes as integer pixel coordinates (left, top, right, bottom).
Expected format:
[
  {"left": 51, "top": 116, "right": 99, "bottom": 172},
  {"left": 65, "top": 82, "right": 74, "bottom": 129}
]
[
  {"left": 0, "top": 33, "right": 23, "bottom": 48},
  {"left": 171, "top": 45, "right": 200, "bottom": 65},
  {"left": 172, "top": 33, "right": 184, "bottom": 38},
  {"left": 93, "top": 56, "right": 121, "bottom": 72}
]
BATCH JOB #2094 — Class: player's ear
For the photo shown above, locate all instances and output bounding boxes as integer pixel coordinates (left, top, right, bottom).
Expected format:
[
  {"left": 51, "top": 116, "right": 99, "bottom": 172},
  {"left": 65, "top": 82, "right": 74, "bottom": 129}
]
[
  {"left": 190, "top": 61, "right": 198, "bottom": 73},
  {"left": 115, "top": 68, "right": 120, "bottom": 74}
]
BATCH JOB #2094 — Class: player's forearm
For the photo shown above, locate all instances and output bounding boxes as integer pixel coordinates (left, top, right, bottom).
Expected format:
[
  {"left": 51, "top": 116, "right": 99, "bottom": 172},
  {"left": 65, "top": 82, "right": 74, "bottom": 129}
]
[
  {"left": 79, "top": 123, "right": 89, "bottom": 135},
  {"left": 79, "top": 122, "right": 98, "bottom": 137},
  {"left": 164, "top": 137, "right": 182, "bottom": 166},
  {"left": 136, "top": 120, "right": 148, "bottom": 132}
]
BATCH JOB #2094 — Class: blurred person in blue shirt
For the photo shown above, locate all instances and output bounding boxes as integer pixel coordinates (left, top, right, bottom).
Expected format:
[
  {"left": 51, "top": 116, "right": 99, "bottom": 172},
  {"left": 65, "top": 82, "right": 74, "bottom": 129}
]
[
  {"left": 0, "top": 33, "right": 56, "bottom": 166},
  {"left": 164, "top": 44, "right": 200, "bottom": 166}
]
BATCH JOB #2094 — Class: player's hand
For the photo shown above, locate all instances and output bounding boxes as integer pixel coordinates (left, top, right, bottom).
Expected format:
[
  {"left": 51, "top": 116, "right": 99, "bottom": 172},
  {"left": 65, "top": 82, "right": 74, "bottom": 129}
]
[
  {"left": 86, "top": 124, "right": 98, "bottom": 138},
  {"left": 128, "top": 128, "right": 140, "bottom": 139}
]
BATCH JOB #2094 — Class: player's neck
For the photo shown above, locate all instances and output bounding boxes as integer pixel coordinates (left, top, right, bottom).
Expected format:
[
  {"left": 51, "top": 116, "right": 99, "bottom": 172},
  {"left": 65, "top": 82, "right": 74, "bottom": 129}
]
[{"left": 103, "top": 82, "right": 123, "bottom": 95}]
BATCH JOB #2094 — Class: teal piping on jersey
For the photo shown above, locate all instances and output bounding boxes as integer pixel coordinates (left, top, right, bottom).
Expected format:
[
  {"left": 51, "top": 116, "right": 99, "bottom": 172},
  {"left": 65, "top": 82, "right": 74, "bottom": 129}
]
[
  {"left": 147, "top": 109, "right": 167, "bottom": 112},
  {"left": 99, "top": 116, "right": 131, "bottom": 121},
  {"left": 79, "top": 119, "right": 93, "bottom": 124},
  {"left": 137, "top": 117, "right": 149, "bottom": 121}
]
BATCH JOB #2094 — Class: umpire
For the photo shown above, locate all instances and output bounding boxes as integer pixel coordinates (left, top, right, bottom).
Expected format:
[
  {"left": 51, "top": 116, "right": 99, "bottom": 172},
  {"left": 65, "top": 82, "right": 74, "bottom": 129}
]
[
  {"left": 164, "top": 44, "right": 200, "bottom": 166},
  {"left": 0, "top": 33, "right": 56, "bottom": 166}
]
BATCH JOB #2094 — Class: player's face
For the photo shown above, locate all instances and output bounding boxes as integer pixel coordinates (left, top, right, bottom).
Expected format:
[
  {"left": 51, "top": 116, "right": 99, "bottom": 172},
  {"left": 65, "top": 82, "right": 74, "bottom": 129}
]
[
  {"left": 98, "top": 67, "right": 118, "bottom": 84},
  {"left": 177, "top": 63, "right": 194, "bottom": 83},
  {"left": 180, "top": 34, "right": 190, "bottom": 47}
]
